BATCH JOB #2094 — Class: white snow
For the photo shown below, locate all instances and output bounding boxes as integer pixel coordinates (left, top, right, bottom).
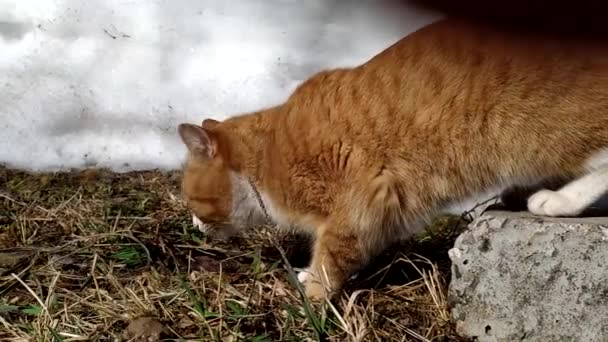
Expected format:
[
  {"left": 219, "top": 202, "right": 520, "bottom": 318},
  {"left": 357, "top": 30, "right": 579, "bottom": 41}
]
[{"left": 0, "top": 0, "right": 442, "bottom": 172}]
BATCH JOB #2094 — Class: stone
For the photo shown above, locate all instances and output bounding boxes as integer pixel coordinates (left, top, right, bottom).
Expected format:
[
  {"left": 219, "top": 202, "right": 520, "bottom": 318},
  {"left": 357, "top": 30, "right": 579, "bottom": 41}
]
[
  {"left": 121, "top": 317, "right": 166, "bottom": 342},
  {"left": 448, "top": 210, "right": 608, "bottom": 342}
]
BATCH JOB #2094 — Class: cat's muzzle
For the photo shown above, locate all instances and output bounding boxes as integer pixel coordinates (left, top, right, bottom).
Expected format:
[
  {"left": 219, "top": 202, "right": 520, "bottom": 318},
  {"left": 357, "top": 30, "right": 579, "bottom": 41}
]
[{"left": 192, "top": 214, "right": 237, "bottom": 242}]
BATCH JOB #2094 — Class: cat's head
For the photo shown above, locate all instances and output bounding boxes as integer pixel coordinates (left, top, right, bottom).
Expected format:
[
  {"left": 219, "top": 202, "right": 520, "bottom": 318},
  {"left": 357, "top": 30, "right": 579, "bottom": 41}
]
[{"left": 177, "top": 120, "right": 264, "bottom": 241}]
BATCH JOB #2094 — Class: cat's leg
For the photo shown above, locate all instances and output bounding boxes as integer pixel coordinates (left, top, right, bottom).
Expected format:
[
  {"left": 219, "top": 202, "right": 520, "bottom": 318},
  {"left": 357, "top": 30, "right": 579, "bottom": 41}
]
[
  {"left": 298, "top": 170, "right": 404, "bottom": 300},
  {"left": 297, "top": 269, "right": 311, "bottom": 283},
  {"left": 500, "top": 177, "right": 571, "bottom": 211},
  {"left": 300, "top": 219, "right": 368, "bottom": 300},
  {"left": 527, "top": 166, "right": 608, "bottom": 217}
]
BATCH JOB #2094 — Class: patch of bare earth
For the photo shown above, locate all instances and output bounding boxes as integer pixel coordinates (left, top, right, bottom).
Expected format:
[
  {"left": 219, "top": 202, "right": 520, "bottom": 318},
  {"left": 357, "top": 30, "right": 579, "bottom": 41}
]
[{"left": 0, "top": 166, "right": 471, "bottom": 341}]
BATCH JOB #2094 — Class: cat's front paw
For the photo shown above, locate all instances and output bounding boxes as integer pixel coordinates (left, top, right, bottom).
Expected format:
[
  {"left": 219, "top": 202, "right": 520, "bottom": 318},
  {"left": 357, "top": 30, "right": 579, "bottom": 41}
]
[
  {"left": 192, "top": 215, "right": 207, "bottom": 233},
  {"left": 527, "top": 189, "right": 583, "bottom": 217},
  {"left": 297, "top": 268, "right": 329, "bottom": 301},
  {"left": 297, "top": 268, "right": 312, "bottom": 283},
  {"left": 304, "top": 280, "right": 327, "bottom": 301}
]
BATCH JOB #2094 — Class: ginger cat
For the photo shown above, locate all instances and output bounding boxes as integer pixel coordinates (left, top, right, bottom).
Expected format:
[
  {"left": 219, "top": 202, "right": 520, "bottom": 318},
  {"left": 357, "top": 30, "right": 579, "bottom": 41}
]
[{"left": 177, "top": 18, "right": 608, "bottom": 300}]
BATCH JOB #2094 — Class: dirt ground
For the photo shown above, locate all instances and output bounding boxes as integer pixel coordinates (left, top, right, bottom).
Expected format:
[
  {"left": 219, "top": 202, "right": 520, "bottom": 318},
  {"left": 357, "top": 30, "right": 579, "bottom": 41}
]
[{"left": 0, "top": 166, "right": 470, "bottom": 341}]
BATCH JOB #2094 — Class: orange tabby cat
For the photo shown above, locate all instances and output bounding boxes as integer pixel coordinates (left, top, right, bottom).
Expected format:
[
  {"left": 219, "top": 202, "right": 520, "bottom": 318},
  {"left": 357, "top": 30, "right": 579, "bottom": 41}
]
[{"left": 177, "top": 18, "right": 608, "bottom": 300}]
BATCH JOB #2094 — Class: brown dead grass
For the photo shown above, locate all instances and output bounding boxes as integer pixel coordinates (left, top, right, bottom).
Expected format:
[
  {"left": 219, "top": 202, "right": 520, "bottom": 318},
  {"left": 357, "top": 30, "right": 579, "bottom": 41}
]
[{"left": 0, "top": 166, "right": 472, "bottom": 341}]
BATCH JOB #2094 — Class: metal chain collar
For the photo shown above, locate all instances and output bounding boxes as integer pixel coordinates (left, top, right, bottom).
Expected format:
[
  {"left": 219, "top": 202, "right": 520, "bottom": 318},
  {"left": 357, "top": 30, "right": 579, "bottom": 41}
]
[{"left": 248, "top": 178, "right": 271, "bottom": 222}]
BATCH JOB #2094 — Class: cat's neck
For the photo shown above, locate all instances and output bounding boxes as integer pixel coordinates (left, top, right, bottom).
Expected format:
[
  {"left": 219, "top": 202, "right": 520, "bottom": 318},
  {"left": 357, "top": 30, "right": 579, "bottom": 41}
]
[{"left": 215, "top": 106, "right": 281, "bottom": 182}]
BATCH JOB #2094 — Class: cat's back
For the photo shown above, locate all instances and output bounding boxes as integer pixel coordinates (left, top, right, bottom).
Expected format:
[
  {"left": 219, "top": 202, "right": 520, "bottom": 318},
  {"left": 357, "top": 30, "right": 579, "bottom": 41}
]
[
  {"left": 275, "top": 17, "right": 608, "bottom": 157},
  {"left": 359, "top": 18, "right": 608, "bottom": 126},
  {"left": 371, "top": 17, "right": 608, "bottom": 70}
]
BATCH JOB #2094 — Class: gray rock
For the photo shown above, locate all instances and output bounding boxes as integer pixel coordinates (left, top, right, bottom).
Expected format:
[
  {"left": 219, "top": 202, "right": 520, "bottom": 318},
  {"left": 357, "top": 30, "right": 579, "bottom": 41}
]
[{"left": 448, "top": 210, "right": 608, "bottom": 342}]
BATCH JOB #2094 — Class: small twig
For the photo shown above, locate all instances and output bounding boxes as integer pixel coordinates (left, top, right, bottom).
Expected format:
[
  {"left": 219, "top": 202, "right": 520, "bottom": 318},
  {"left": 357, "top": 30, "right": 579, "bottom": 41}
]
[
  {"left": 0, "top": 252, "right": 39, "bottom": 297},
  {"left": 51, "top": 187, "right": 82, "bottom": 213},
  {"left": 11, "top": 273, "right": 51, "bottom": 319},
  {"left": 0, "top": 314, "right": 22, "bottom": 338},
  {"left": 91, "top": 253, "right": 102, "bottom": 303},
  {"left": 0, "top": 192, "right": 27, "bottom": 206},
  {"left": 103, "top": 29, "right": 117, "bottom": 39},
  {"left": 217, "top": 263, "right": 223, "bottom": 338},
  {"left": 105, "top": 216, "right": 153, "bottom": 221},
  {"left": 103, "top": 26, "right": 131, "bottom": 40}
]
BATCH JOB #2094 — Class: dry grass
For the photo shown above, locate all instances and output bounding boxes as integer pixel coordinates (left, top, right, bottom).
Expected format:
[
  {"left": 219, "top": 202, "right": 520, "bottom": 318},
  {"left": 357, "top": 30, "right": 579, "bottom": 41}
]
[{"left": 0, "top": 166, "right": 471, "bottom": 341}]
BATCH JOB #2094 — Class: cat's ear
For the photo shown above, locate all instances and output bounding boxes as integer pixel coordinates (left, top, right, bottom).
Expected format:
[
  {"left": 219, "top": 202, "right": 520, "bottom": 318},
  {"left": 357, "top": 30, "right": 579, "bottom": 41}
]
[
  {"left": 177, "top": 123, "right": 217, "bottom": 159},
  {"left": 201, "top": 118, "right": 220, "bottom": 129}
]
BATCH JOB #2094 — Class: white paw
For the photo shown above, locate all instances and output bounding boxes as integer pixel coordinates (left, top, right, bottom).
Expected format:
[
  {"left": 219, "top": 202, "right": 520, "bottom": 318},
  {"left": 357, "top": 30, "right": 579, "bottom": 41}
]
[
  {"left": 192, "top": 215, "right": 208, "bottom": 233},
  {"left": 527, "top": 190, "right": 583, "bottom": 217},
  {"left": 297, "top": 268, "right": 312, "bottom": 283}
]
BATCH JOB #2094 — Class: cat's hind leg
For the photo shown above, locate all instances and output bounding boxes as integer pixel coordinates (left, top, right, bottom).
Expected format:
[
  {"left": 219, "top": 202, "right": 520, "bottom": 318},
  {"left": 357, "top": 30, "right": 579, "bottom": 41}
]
[{"left": 527, "top": 166, "right": 608, "bottom": 217}]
